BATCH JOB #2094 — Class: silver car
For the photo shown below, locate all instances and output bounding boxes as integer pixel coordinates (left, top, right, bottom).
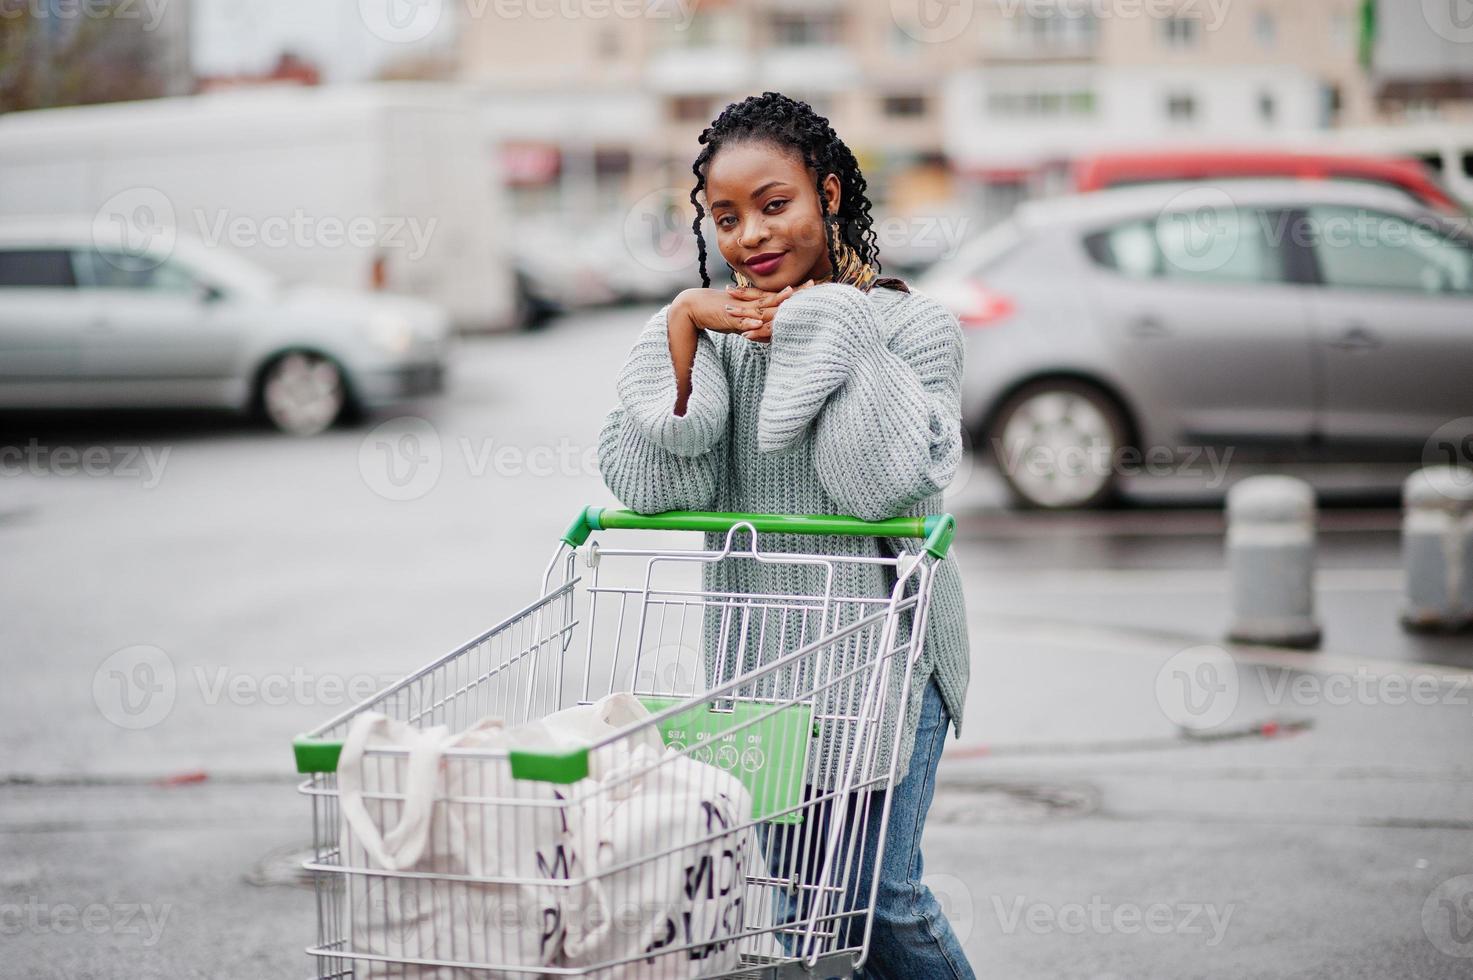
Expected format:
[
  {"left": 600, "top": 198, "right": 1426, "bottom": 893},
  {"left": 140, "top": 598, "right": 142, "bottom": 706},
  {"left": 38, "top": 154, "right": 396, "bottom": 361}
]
[
  {"left": 0, "top": 220, "right": 451, "bottom": 435},
  {"left": 918, "top": 179, "right": 1473, "bottom": 508}
]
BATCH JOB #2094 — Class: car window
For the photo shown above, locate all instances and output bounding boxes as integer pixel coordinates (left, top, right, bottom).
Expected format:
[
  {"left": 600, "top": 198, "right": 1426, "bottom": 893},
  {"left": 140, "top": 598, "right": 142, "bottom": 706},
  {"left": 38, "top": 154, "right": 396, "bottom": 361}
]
[
  {"left": 0, "top": 249, "right": 78, "bottom": 288},
  {"left": 76, "top": 249, "right": 201, "bottom": 294},
  {"left": 1306, "top": 205, "right": 1473, "bottom": 295},
  {"left": 1085, "top": 208, "right": 1286, "bottom": 284}
]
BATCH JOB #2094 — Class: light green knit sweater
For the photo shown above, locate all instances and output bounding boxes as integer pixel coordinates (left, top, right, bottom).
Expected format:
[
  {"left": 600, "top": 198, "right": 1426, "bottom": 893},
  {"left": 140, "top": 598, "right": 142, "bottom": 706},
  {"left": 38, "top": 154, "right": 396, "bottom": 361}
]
[{"left": 596, "top": 281, "right": 969, "bottom": 780}]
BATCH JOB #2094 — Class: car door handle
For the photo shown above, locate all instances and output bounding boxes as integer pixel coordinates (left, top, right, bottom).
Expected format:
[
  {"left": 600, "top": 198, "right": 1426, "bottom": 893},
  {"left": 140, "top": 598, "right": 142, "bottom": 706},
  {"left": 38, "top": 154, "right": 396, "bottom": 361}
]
[
  {"left": 1328, "top": 325, "right": 1382, "bottom": 352},
  {"left": 1128, "top": 317, "right": 1171, "bottom": 339}
]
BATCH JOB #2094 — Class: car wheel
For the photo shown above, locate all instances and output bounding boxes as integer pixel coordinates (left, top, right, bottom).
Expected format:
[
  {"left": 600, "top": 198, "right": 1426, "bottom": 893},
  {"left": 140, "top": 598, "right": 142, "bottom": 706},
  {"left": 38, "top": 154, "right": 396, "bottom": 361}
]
[
  {"left": 987, "top": 379, "right": 1129, "bottom": 509},
  {"left": 259, "top": 351, "right": 347, "bottom": 436}
]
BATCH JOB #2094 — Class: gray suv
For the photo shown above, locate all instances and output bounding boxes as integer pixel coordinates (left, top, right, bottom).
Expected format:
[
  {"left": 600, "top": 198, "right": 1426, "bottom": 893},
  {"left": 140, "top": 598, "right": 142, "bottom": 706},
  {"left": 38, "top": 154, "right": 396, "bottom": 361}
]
[{"left": 918, "top": 180, "right": 1473, "bottom": 508}]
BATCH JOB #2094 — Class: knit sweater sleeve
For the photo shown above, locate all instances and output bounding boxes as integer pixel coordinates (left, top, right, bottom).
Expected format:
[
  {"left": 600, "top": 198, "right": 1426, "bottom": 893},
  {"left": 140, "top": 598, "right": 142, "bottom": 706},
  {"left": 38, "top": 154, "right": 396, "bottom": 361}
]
[
  {"left": 597, "top": 303, "right": 729, "bottom": 514},
  {"left": 758, "top": 283, "right": 964, "bottom": 522}
]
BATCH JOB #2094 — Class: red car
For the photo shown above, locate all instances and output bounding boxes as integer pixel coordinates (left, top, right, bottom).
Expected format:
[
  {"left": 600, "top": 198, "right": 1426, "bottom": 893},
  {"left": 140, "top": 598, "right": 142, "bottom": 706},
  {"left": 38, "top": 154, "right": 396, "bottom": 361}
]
[{"left": 1074, "top": 150, "right": 1465, "bottom": 216}]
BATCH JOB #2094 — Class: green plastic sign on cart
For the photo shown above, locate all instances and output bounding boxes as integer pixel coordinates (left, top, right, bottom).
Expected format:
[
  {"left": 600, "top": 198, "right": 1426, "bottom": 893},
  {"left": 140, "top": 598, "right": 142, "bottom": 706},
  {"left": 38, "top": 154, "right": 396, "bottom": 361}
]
[{"left": 638, "top": 696, "right": 812, "bottom": 825}]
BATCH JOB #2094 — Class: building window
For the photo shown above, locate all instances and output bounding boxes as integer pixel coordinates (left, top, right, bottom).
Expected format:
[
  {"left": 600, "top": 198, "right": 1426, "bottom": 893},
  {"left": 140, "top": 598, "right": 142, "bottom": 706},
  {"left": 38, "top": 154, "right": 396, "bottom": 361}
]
[
  {"left": 987, "top": 88, "right": 1097, "bottom": 118},
  {"left": 1319, "top": 83, "right": 1343, "bottom": 127},
  {"left": 670, "top": 96, "right": 714, "bottom": 123},
  {"left": 1013, "top": 6, "right": 1099, "bottom": 52},
  {"left": 1330, "top": 8, "right": 1353, "bottom": 52},
  {"left": 1160, "top": 16, "right": 1200, "bottom": 48},
  {"left": 597, "top": 26, "right": 619, "bottom": 58},
  {"left": 883, "top": 94, "right": 927, "bottom": 118},
  {"left": 1255, "top": 10, "right": 1275, "bottom": 48},
  {"left": 1258, "top": 91, "right": 1276, "bottom": 125},
  {"left": 1165, "top": 92, "right": 1197, "bottom": 123},
  {"left": 769, "top": 11, "right": 841, "bottom": 47}
]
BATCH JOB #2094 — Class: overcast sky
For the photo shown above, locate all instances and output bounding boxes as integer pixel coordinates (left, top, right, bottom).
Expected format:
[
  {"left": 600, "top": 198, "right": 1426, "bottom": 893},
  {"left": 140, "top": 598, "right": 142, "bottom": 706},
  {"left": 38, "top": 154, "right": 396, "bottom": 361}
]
[{"left": 192, "top": 0, "right": 458, "bottom": 82}]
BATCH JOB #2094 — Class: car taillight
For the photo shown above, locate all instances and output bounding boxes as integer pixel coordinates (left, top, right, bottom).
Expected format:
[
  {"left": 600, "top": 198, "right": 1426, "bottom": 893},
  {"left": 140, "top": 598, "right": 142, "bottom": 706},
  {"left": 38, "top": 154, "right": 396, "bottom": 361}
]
[
  {"left": 957, "top": 281, "right": 1014, "bottom": 328},
  {"left": 370, "top": 255, "right": 388, "bottom": 290}
]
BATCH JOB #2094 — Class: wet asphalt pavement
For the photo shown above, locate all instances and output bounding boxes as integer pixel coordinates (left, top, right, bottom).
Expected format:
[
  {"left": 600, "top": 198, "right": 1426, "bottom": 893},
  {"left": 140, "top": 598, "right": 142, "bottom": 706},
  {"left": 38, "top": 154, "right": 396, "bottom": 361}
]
[{"left": 2, "top": 305, "right": 1469, "bottom": 979}]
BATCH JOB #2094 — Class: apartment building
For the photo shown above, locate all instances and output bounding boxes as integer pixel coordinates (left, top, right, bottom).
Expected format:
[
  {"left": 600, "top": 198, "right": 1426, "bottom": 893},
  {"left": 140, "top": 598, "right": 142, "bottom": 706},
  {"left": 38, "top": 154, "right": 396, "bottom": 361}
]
[{"left": 456, "top": 1, "right": 1415, "bottom": 224}]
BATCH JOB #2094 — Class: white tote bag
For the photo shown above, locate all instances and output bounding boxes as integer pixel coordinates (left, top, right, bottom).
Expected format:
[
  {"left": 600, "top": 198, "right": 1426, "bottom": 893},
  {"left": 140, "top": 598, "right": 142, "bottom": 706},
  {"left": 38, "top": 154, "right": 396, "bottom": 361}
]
[
  {"left": 560, "top": 742, "right": 757, "bottom": 979},
  {"left": 336, "top": 715, "right": 568, "bottom": 979}
]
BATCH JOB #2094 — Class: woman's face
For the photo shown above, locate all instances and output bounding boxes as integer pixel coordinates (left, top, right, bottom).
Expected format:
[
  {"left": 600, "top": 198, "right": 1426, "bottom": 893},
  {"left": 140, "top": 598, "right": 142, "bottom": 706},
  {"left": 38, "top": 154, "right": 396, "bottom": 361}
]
[{"left": 704, "top": 140, "right": 841, "bottom": 291}]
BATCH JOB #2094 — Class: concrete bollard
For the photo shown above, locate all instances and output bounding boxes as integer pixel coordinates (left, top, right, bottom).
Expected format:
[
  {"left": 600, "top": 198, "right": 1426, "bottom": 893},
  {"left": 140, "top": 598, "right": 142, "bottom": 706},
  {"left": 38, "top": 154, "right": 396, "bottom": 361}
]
[
  {"left": 1225, "top": 475, "right": 1321, "bottom": 649},
  {"left": 1399, "top": 466, "right": 1473, "bottom": 633}
]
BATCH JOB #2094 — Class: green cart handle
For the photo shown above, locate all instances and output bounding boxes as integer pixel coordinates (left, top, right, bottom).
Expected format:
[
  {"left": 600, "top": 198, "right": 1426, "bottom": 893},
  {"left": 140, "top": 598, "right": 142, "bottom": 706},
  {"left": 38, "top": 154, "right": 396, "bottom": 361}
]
[{"left": 562, "top": 506, "right": 956, "bottom": 560}]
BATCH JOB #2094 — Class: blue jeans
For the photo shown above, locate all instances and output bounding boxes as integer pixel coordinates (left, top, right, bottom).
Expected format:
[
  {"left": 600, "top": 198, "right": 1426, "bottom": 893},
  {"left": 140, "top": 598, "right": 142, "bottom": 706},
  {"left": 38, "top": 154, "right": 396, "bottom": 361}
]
[{"left": 761, "top": 677, "right": 975, "bottom": 979}]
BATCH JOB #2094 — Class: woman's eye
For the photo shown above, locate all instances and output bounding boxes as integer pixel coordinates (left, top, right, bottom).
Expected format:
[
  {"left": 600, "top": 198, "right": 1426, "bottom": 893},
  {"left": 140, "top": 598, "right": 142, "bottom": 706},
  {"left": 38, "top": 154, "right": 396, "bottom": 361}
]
[
  {"left": 716, "top": 215, "right": 736, "bottom": 229},
  {"left": 764, "top": 199, "right": 788, "bottom": 213}
]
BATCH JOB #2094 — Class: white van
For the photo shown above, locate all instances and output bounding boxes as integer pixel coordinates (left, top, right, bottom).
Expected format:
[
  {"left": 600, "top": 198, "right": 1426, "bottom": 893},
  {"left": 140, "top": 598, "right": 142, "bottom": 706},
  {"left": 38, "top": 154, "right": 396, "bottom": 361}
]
[
  {"left": 0, "top": 83, "right": 518, "bottom": 331},
  {"left": 1310, "top": 122, "right": 1473, "bottom": 211}
]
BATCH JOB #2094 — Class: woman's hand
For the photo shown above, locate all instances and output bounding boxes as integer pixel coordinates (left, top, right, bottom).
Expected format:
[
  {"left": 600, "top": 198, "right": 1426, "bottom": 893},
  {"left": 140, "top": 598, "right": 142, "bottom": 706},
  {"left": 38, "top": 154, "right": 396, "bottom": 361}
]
[{"left": 673, "top": 280, "right": 816, "bottom": 344}]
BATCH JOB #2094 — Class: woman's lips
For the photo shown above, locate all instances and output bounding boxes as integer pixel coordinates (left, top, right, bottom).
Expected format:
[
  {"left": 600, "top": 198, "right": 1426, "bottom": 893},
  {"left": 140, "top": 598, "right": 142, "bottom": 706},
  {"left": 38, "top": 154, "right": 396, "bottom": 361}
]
[{"left": 746, "top": 252, "right": 785, "bottom": 276}]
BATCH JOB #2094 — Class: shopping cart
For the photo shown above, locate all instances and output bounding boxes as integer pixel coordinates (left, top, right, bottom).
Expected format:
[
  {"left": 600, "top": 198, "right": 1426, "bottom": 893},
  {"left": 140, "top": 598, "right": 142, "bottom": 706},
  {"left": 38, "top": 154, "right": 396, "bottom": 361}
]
[{"left": 292, "top": 506, "right": 956, "bottom": 979}]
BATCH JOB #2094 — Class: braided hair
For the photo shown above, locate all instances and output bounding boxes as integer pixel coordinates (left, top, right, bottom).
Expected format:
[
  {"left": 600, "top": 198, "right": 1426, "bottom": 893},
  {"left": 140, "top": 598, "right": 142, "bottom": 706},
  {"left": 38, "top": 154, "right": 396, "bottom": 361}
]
[{"left": 688, "top": 92, "right": 882, "bottom": 288}]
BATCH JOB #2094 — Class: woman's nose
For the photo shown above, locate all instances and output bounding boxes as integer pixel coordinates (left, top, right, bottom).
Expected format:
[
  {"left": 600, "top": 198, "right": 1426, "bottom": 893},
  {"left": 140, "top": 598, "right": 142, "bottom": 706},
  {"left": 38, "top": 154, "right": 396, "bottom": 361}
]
[{"left": 737, "top": 217, "right": 768, "bottom": 249}]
